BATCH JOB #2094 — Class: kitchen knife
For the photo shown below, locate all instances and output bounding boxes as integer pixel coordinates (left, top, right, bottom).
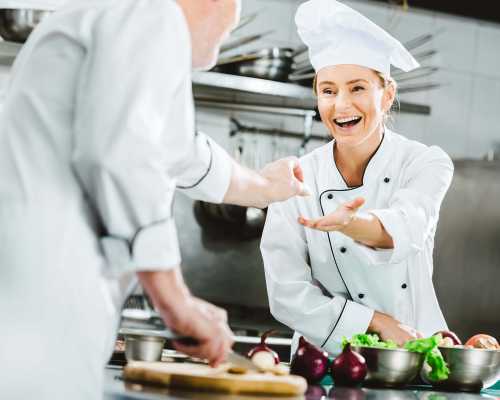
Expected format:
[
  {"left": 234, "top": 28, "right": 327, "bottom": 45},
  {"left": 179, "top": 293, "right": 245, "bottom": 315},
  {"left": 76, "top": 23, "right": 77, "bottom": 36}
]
[
  {"left": 168, "top": 330, "right": 261, "bottom": 372},
  {"left": 226, "top": 350, "right": 261, "bottom": 372},
  {"left": 120, "top": 327, "right": 260, "bottom": 372}
]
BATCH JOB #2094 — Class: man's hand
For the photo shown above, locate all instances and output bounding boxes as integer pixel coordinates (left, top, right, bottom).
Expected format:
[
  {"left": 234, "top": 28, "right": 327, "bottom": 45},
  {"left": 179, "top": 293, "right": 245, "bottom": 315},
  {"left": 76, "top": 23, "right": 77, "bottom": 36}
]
[
  {"left": 138, "top": 269, "right": 233, "bottom": 367},
  {"left": 167, "top": 297, "right": 234, "bottom": 367},
  {"left": 369, "top": 311, "right": 422, "bottom": 347},
  {"left": 298, "top": 197, "right": 365, "bottom": 232},
  {"left": 223, "top": 156, "right": 310, "bottom": 209},
  {"left": 258, "top": 157, "right": 311, "bottom": 207}
]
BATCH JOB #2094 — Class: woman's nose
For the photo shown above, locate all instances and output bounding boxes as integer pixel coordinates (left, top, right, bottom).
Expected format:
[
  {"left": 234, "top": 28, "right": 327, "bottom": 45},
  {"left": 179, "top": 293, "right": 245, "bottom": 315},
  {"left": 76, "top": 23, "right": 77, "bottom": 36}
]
[{"left": 335, "top": 90, "right": 352, "bottom": 108}]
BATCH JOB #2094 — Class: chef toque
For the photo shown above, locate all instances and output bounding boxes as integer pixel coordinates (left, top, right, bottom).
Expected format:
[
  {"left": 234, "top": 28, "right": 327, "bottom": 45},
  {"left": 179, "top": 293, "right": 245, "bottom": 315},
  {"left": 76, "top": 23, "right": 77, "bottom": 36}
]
[{"left": 295, "top": 0, "right": 419, "bottom": 76}]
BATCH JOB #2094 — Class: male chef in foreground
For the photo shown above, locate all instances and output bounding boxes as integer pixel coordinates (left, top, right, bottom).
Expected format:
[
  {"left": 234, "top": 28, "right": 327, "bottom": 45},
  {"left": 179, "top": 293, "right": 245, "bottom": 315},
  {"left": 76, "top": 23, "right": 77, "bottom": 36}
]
[{"left": 0, "top": 0, "right": 308, "bottom": 398}]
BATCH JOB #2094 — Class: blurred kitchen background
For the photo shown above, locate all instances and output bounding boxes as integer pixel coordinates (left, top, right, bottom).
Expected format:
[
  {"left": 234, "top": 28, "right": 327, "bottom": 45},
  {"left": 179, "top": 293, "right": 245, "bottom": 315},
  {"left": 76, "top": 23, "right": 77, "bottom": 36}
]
[{"left": 0, "top": 0, "right": 498, "bottom": 345}]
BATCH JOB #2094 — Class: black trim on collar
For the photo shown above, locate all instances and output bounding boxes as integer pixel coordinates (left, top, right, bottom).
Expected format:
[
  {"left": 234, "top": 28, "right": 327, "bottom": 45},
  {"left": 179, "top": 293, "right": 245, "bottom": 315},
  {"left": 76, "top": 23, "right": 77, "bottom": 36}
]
[
  {"left": 177, "top": 138, "right": 213, "bottom": 190},
  {"left": 332, "top": 132, "right": 385, "bottom": 188}
]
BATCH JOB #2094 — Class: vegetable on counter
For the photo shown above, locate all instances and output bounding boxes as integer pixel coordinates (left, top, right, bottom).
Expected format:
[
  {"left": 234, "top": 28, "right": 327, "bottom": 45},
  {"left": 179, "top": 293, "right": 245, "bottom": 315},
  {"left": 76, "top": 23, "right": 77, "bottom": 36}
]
[
  {"left": 290, "top": 336, "right": 330, "bottom": 383},
  {"left": 342, "top": 333, "right": 398, "bottom": 349},
  {"left": 433, "top": 330, "right": 462, "bottom": 347},
  {"left": 247, "top": 329, "right": 280, "bottom": 371},
  {"left": 404, "top": 335, "right": 449, "bottom": 381},
  {"left": 343, "top": 333, "right": 450, "bottom": 381},
  {"left": 330, "top": 343, "right": 367, "bottom": 386},
  {"left": 464, "top": 334, "right": 500, "bottom": 350}
]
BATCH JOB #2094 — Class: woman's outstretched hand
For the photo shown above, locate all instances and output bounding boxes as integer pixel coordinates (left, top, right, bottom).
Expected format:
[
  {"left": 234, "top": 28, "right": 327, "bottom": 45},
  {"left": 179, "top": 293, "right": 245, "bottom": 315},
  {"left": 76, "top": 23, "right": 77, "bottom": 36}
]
[{"left": 298, "top": 197, "right": 365, "bottom": 232}]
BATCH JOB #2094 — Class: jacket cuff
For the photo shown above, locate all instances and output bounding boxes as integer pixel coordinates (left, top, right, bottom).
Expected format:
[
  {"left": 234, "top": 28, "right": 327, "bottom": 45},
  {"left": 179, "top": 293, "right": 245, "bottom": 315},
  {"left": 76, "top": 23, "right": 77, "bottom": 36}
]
[
  {"left": 370, "top": 208, "right": 411, "bottom": 264},
  {"left": 322, "top": 300, "right": 374, "bottom": 353},
  {"left": 100, "top": 218, "right": 181, "bottom": 277},
  {"left": 177, "top": 134, "right": 232, "bottom": 204}
]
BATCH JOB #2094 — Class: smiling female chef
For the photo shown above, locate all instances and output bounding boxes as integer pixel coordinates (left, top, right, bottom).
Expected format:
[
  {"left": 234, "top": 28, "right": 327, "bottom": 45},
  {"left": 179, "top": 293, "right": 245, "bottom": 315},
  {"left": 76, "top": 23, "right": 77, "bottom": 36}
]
[{"left": 261, "top": 0, "right": 454, "bottom": 355}]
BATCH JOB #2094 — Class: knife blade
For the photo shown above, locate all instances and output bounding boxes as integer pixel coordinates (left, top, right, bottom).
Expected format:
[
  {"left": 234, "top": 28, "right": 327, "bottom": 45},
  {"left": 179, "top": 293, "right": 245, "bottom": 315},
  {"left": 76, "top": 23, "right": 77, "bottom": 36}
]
[{"left": 226, "top": 350, "right": 261, "bottom": 372}]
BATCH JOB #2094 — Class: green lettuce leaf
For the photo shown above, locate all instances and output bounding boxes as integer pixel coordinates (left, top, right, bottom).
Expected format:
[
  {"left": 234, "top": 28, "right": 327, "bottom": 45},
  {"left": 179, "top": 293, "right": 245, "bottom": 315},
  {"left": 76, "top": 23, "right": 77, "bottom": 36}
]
[
  {"left": 404, "top": 335, "right": 450, "bottom": 381},
  {"left": 343, "top": 333, "right": 398, "bottom": 349}
]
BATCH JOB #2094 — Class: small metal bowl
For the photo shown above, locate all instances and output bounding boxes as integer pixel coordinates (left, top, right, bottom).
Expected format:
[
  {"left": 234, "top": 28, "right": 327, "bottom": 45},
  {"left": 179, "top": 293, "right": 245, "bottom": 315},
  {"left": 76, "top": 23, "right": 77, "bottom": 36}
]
[
  {"left": 353, "top": 346, "right": 425, "bottom": 388},
  {"left": 0, "top": 9, "right": 52, "bottom": 43},
  {"left": 124, "top": 334, "right": 166, "bottom": 362},
  {"left": 423, "top": 347, "right": 500, "bottom": 392}
]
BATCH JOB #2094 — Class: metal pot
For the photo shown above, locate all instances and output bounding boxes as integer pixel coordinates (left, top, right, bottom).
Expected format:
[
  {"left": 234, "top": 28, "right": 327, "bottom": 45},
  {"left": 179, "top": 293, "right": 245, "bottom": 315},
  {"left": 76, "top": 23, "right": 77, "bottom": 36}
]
[
  {"left": 124, "top": 335, "right": 165, "bottom": 362},
  {"left": 0, "top": 9, "right": 52, "bottom": 43},
  {"left": 193, "top": 200, "right": 267, "bottom": 240},
  {"left": 352, "top": 346, "right": 425, "bottom": 388},
  {"left": 423, "top": 347, "right": 500, "bottom": 392},
  {"left": 214, "top": 47, "right": 302, "bottom": 82}
]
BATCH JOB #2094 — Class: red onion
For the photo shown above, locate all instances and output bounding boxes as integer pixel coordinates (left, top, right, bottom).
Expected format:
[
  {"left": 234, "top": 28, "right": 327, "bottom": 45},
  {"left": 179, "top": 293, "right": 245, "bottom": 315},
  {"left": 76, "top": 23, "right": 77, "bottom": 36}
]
[
  {"left": 330, "top": 343, "right": 367, "bottom": 386},
  {"left": 433, "top": 330, "right": 462, "bottom": 345},
  {"left": 290, "top": 336, "right": 330, "bottom": 383},
  {"left": 247, "top": 329, "right": 280, "bottom": 369}
]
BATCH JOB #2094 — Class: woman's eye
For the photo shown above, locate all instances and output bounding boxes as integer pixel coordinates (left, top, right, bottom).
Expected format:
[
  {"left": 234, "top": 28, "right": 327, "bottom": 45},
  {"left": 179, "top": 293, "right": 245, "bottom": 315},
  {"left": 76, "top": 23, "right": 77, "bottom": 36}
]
[
  {"left": 322, "top": 88, "right": 336, "bottom": 95},
  {"left": 352, "top": 86, "right": 365, "bottom": 92}
]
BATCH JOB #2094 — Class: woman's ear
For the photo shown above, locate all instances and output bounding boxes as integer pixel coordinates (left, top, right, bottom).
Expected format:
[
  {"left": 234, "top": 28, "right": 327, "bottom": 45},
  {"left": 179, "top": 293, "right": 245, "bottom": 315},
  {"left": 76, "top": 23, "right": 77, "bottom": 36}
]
[{"left": 382, "top": 83, "right": 396, "bottom": 113}]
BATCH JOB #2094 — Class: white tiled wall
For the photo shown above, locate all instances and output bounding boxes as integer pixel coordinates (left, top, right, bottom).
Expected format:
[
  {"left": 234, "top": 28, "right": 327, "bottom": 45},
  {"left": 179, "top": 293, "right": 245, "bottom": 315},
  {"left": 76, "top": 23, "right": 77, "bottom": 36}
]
[{"left": 197, "top": 0, "right": 500, "bottom": 160}]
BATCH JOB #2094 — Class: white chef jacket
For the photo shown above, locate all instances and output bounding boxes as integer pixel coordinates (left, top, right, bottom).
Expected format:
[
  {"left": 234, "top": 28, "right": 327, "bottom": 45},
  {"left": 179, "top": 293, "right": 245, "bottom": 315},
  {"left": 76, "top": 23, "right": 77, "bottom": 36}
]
[
  {"left": 0, "top": 0, "right": 232, "bottom": 398},
  {"left": 260, "top": 129, "right": 453, "bottom": 357}
]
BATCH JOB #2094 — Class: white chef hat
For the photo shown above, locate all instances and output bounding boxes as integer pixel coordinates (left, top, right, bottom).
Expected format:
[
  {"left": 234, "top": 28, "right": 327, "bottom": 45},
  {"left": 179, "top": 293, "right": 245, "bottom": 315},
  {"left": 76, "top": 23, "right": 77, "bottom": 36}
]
[{"left": 295, "top": 0, "right": 419, "bottom": 76}]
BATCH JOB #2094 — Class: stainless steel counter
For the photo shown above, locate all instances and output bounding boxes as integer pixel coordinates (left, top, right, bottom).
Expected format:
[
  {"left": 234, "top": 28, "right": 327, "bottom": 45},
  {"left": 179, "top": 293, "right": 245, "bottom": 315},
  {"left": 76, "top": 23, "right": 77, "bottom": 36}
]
[{"left": 103, "top": 368, "right": 499, "bottom": 400}]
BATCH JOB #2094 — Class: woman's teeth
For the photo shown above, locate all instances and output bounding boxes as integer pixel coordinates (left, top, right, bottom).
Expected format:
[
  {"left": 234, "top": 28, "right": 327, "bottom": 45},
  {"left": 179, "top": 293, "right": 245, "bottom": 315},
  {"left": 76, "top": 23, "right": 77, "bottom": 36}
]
[{"left": 334, "top": 116, "right": 362, "bottom": 128}]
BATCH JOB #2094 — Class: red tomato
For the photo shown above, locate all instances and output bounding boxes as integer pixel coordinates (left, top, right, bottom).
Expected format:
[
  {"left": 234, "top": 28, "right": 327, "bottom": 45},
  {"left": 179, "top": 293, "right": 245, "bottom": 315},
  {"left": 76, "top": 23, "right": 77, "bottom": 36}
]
[{"left": 464, "top": 334, "right": 499, "bottom": 349}]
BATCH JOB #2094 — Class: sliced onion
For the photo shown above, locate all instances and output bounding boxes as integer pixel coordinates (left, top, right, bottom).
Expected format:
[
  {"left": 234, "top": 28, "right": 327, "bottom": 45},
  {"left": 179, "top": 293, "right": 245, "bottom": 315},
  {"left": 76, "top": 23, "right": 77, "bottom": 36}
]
[{"left": 247, "top": 329, "right": 280, "bottom": 369}]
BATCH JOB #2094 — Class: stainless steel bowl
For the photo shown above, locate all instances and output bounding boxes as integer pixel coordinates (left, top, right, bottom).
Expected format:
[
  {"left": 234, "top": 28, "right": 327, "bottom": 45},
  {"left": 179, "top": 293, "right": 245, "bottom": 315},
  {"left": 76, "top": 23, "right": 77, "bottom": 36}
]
[
  {"left": 353, "top": 346, "right": 424, "bottom": 388},
  {"left": 0, "top": 9, "right": 52, "bottom": 43},
  {"left": 124, "top": 335, "right": 166, "bottom": 362},
  {"left": 423, "top": 347, "right": 500, "bottom": 392}
]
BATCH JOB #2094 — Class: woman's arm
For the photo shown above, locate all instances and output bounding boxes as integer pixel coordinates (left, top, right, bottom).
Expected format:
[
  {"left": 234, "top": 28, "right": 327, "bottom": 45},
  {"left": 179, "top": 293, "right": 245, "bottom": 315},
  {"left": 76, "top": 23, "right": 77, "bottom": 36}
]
[
  {"left": 298, "top": 197, "right": 394, "bottom": 248},
  {"left": 261, "top": 200, "right": 374, "bottom": 352},
  {"left": 263, "top": 199, "right": 422, "bottom": 347},
  {"left": 299, "top": 147, "right": 454, "bottom": 261}
]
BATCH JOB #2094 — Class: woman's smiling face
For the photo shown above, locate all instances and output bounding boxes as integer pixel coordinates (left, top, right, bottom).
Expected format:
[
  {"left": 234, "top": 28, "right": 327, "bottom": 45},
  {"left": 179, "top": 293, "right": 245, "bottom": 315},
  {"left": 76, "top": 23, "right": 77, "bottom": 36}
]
[{"left": 316, "top": 64, "right": 395, "bottom": 147}]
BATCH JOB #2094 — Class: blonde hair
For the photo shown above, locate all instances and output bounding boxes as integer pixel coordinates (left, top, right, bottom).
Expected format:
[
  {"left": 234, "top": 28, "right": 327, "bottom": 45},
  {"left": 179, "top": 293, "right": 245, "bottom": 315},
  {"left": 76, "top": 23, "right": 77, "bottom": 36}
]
[{"left": 313, "top": 69, "right": 399, "bottom": 125}]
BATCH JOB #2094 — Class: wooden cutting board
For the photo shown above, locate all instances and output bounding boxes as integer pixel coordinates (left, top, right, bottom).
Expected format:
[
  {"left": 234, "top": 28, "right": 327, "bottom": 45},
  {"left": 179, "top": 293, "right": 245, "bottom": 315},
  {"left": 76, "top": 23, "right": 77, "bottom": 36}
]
[{"left": 123, "top": 361, "right": 308, "bottom": 396}]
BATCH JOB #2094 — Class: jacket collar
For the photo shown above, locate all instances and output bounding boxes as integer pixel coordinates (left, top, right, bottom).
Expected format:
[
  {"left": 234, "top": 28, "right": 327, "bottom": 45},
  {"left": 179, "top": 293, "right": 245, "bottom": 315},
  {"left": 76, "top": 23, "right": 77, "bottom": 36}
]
[{"left": 320, "top": 128, "right": 395, "bottom": 191}]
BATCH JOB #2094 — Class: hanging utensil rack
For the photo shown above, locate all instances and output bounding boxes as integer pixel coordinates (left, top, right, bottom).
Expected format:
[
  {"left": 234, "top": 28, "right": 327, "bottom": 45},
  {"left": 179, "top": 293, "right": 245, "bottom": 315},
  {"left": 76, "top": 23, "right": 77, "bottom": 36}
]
[{"left": 195, "top": 96, "right": 320, "bottom": 150}]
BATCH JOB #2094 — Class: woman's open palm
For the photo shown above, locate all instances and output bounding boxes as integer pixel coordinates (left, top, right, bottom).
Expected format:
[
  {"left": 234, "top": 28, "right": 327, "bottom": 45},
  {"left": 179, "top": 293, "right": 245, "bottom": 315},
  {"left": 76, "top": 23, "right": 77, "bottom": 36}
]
[{"left": 298, "top": 197, "right": 365, "bottom": 232}]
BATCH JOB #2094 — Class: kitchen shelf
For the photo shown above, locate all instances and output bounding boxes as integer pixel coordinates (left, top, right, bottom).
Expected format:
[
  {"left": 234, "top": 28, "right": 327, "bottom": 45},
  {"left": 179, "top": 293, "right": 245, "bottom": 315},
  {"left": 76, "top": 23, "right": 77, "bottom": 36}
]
[
  {"left": 0, "top": 41, "right": 431, "bottom": 115},
  {"left": 192, "top": 71, "right": 314, "bottom": 101}
]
